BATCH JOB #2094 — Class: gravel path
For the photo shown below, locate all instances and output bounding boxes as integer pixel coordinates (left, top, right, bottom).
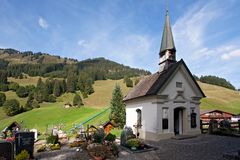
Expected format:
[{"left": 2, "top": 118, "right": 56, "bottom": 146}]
[
  {"left": 118, "top": 134, "right": 240, "bottom": 160},
  {"left": 35, "top": 134, "right": 240, "bottom": 160}
]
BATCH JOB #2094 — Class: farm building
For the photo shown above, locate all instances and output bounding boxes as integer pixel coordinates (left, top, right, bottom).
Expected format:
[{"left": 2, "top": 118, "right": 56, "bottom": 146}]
[
  {"left": 200, "top": 110, "right": 235, "bottom": 122},
  {"left": 124, "top": 10, "right": 205, "bottom": 141}
]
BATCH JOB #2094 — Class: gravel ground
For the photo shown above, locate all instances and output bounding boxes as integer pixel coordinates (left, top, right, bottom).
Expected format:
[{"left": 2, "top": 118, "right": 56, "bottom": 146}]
[
  {"left": 34, "top": 134, "right": 240, "bottom": 160},
  {"left": 118, "top": 134, "right": 240, "bottom": 160}
]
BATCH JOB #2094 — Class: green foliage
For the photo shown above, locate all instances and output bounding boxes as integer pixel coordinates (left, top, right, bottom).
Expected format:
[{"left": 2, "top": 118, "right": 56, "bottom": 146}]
[
  {"left": 47, "top": 95, "right": 56, "bottom": 103},
  {"left": 73, "top": 93, "right": 83, "bottom": 107},
  {"left": 16, "top": 150, "right": 30, "bottom": 160},
  {"left": 32, "top": 100, "right": 40, "bottom": 108},
  {"left": 104, "top": 133, "right": 116, "bottom": 142},
  {"left": 109, "top": 85, "right": 126, "bottom": 128},
  {"left": 0, "top": 70, "right": 8, "bottom": 84},
  {"left": 126, "top": 138, "right": 141, "bottom": 148},
  {"left": 200, "top": 75, "right": 235, "bottom": 90},
  {"left": 8, "top": 82, "right": 19, "bottom": 91},
  {"left": 3, "top": 99, "right": 20, "bottom": 116},
  {"left": 53, "top": 80, "right": 61, "bottom": 97},
  {"left": 46, "top": 135, "right": 59, "bottom": 144},
  {"left": 45, "top": 79, "right": 54, "bottom": 94},
  {"left": 34, "top": 78, "right": 49, "bottom": 102},
  {"left": 0, "top": 83, "right": 8, "bottom": 91},
  {"left": 126, "top": 78, "right": 133, "bottom": 87},
  {"left": 66, "top": 72, "right": 77, "bottom": 93},
  {"left": 0, "top": 92, "right": 6, "bottom": 106},
  {"left": 60, "top": 79, "right": 67, "bottom": 93},
  {"left": 16, "top": 86, "right": 28, "bottom": 98},
  {"left": 93, "top": 129, "right": 105, "bottom": 143}
]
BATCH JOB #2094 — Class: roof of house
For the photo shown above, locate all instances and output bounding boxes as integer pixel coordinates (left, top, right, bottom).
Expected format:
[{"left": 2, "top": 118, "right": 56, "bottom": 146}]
[
  {"left": 200, "top": 109, "right": 235, "bottom": 116},
  {"left": 123, "top": 59, "right": 205, "bottom": 102}
]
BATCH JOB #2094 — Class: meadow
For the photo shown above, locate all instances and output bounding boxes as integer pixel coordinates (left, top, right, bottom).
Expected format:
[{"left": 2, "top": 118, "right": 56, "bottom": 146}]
[{"left": 0, "top": 76, "right": 239, "bottom": 134}]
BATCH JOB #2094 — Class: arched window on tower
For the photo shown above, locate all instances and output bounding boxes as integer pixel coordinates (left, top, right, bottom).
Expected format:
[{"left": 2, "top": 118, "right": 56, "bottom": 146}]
[{"left": 136, "top": 109, "right": 142, "bottom": 128}]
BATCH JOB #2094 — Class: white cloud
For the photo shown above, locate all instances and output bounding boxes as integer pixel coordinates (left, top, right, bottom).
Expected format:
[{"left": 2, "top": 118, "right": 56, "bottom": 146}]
[
  {"left": 77, "top": 40, "right": 86, "bottom": 47},
  {"left": 221, "top": 49, "right": 240, "bottom": 60},
  {"left": 38, "top": 17, "right": 48, "bottom": 29}
]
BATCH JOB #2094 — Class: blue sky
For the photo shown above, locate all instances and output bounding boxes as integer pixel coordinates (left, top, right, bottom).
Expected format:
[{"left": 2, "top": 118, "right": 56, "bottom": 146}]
[{"left": 0, "top": 0, "right": 239, "bottom": 88}]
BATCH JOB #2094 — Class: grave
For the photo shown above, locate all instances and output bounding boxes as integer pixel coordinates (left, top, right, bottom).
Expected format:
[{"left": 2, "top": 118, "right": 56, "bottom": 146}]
[
  {"left": 0, "top": 140, "right": 14, "bottom": 160},
  {"left": 15, "top": 132, "right": 34, "bottom": 159},
  {"left": 30, "top": 129, "right": 38, "bottom": 141}
]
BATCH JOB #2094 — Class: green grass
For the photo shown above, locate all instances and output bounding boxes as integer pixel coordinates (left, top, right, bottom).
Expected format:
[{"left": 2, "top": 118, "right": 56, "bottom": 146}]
[
  {"left": 0, "top": 102, "right": 104, "bottom": 133},
  {"left": 199, "top": 82, "right": 240, "bottom": 113},
  {"left": 5, "top": 91, "right": 28, "bottom": 106}
]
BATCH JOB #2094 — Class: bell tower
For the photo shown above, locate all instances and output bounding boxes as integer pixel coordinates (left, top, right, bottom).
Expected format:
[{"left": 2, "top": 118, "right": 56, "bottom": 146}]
[{"left": 159, "top": 10, "right": 176, "bottom": 72}]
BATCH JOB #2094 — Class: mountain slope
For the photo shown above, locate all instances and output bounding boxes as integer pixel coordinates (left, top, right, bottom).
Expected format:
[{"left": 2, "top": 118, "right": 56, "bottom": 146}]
[{"left": 0, "top": 78, "right": 239, "bottom": 133}]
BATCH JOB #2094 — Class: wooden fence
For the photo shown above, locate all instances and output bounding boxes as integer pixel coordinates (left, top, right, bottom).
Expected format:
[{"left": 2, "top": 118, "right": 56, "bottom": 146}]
[{"left": 200, "top": 120, "right": 240, "bottom": 134}]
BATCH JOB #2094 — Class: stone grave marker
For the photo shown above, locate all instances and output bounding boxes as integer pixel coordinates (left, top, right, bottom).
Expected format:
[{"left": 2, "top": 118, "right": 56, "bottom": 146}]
[
  {"left": 15, "top": 132, "right": 34, "bottom": 159},
  {"left": 0, "top": 140, "right": 14, "bottom": 160},
  {"left": 30, "top": 129, "right": 38, "bottom": 141}
]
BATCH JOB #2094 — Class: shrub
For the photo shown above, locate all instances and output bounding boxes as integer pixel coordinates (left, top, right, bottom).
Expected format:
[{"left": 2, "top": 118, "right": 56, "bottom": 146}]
[
  {"left": 93, "top": 129, "right": 105, "bottom": 144},
  {"left": 73, "top": 93, "right": 83, "bottom": 107},
  {"left": 16, "top": 86, "right": 28, "bottom": 98},
  {"left": 16, "top": 150, "right": 30, "bottom": 160},
  {"left": 46, "top": 135, "right": 59, "bottom": 144},
  {"left": 0, "top": 83, "right": 8, "bottom": 92},
  {"left": 126, "top": 138, "right": 141, "bottom": 148},
  {"left": 104, "top": 133, "right": 116, "bottom": 142},
  {"left": 47, "top": 95, "right": 56, "bottom": 102},
  {"left": 8, "top": 82, "right": 19, "bottom": 91}
]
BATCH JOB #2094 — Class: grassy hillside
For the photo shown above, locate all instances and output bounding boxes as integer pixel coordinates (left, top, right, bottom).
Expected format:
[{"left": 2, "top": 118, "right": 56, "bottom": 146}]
[
  {"left": 0, "top": 77, "right": 240, "bottom": 133},
  {"left": 198, "top": 82, "right": 240, "bottom": 113}
]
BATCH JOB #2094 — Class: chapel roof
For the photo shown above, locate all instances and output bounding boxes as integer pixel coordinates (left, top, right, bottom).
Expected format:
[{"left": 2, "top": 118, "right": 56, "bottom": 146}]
[{"left": 123, "top": 59, "right": 205, "bottom": 102}]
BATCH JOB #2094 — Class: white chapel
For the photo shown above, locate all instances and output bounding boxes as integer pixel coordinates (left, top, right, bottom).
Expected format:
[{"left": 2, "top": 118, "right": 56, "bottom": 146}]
[{"left": 123, "top": 10, "right": 206, "bottom": 141}]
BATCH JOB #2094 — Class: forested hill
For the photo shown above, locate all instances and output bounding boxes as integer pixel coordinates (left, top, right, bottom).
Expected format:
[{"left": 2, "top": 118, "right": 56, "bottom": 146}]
[
  {"left": 0, "top": 48, "right": 77, "bottom": 64},
  {"left": 0, "top": 48, "right": 150, "bottom": 80}
]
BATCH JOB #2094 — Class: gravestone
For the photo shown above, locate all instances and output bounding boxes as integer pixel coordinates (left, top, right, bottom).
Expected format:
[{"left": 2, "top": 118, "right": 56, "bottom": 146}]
[
  {"left": 30, "top": 129, "right": 38, "bottom": 141},
  {"left": 15, "top": 132, "right": 34, "bottom": 159},
  {"left": 120, "top": 126, "right": 136, "bottom": 146},
  {"left": 208, "top": 119, "right": 218, "bottom": 134},
  {"left": 52, "top": 127, "right": 58, "bottom": 136},
  {"left": 0, "top": 140, "right": 14, "bottom": 160}
]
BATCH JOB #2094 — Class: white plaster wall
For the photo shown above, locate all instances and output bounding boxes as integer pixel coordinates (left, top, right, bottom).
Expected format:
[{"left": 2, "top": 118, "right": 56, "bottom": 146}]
[
  {"left": 126, "top": 97, "right": 158, "bottom": 134},
  {"left": 159, "top": 66, "right": 201, "bottom": 99}
]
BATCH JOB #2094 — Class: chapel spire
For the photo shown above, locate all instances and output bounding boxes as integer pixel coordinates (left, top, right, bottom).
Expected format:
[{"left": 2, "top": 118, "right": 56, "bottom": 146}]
[{"left": 159, "top": 9, "right": 176, "bottom": 72}]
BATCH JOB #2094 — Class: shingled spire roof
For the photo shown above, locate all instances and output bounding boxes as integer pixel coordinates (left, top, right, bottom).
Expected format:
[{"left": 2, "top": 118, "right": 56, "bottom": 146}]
[{"left": 160, "top": 10, "right": 176, "bottom": 54}]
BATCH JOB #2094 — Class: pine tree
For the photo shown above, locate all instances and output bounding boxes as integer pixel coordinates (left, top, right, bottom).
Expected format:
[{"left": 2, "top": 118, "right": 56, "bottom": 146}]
[
  {"left": 45, "top": 79, "right": 54, "bottom": 94},
  {"left": 86, "top": 78, "right": 94, "bottom": 95},
  {"left": 60, "top": 79, "right": 67, "bottom": 93},
  {"left": 66, "top": 74, "right": 76, "bottom": 93},
  {"left": 34, "top": 78, "right": 49, "bottom": 102},
  {"left": 0, "top": 70, "right": 8, "bottom": 84},
  {"left": 109, "top": 85, "right": 126, "bottom": 128},
  {"left": 73, "top": 93, "right": 83, "bottom": 107},
  {"left": 53, "top": 80, "right": 61, "bottom": 97}
]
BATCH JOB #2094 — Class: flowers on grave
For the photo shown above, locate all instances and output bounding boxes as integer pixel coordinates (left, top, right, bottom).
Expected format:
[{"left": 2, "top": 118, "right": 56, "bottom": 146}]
[
  {"left": 126, "top": 138, "right": 141, "bottom": 150},
  {"left": 69, "top": 140, "right": 85, "bottom": 148},
  {"left": 16, "top": 150, "right": 30, "bottom": 160}
]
